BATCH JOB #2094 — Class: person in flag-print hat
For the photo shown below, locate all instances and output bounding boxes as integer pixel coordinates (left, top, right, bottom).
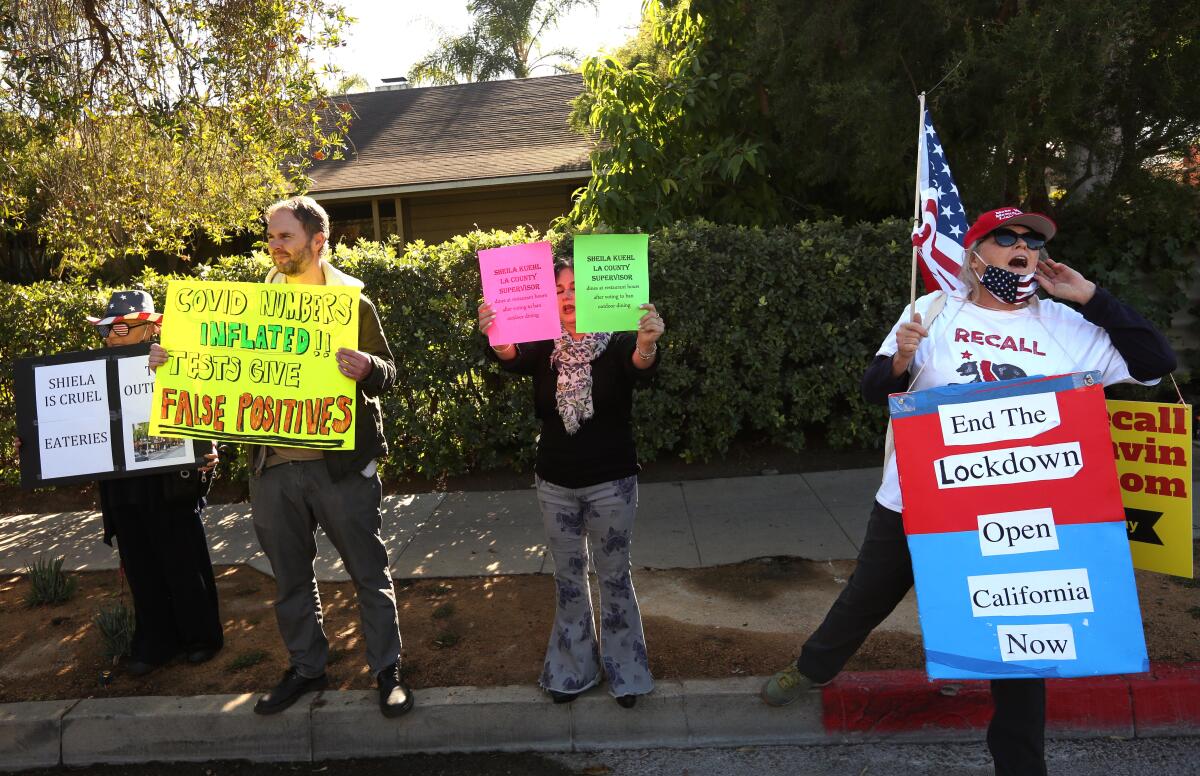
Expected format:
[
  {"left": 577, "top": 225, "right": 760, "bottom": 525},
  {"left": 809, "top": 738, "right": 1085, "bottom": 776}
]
[
  {"left": 87, "top": 290, "right": 224, "bottom": 676},
  {"left": 85, "top": 290, "right": 164, "bottom": 333},
  {"left": 16, "top": 290, "right": 223, "bottom": 676},
  {"left": 761, "top": 208, "right": 1177, "bottom": 776}
]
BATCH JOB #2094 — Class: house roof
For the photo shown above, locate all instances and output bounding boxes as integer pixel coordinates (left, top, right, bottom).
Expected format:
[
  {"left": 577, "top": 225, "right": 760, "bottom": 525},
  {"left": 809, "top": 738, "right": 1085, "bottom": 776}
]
[{"left": 307, "top": 73, "right": 594, "bottom": 199}]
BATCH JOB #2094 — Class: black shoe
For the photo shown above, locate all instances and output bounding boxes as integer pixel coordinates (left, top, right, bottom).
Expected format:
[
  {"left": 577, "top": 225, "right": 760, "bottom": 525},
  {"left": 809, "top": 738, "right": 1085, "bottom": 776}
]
[
  {"left": 548, "top": 689, "right": 581, "bottom": 704},
  {"left": 253, "top": 667, "right": 327, "bottom": 715},
  {"left": 186, "top": 647, "right": 220, "bottom": 664},
  {"left": 123, "top": 658, "right": 159, "bottom": 677},
  {"left": 616, "top": 695, "right": 637, "bottom": 708},
  {"left": 376, "top": 663, "right": 415, "bottom": 718}
]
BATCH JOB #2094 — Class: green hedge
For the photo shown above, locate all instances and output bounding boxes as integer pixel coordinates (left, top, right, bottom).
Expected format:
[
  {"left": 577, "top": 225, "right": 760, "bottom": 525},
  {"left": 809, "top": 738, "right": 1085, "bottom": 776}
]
[{"left": 2, "top": 219, "right": 1191, "bottom": 488}]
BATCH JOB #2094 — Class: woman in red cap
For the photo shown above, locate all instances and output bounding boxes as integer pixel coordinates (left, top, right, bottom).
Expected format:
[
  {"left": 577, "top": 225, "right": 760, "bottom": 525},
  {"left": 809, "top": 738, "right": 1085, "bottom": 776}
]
[{"left": 761, "top": 208, "right": 1176, "bottom": 775}]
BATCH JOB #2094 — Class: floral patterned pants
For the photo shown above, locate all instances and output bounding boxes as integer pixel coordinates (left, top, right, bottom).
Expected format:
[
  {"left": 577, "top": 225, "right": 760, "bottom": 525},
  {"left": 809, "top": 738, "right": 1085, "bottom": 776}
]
[{"left": 535, "top": 474, "right": 654, "bottom": 698}]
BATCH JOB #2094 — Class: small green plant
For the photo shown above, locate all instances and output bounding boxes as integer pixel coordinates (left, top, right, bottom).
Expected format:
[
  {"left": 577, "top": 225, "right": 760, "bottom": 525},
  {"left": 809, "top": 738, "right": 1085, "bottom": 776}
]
[
  {"left": 432, "top": 632, "right": 461, "bottom": 649},
  {"left": 431, "top": 603, "right": 455, "bottom": 620},
  {"left": 227, "top": 650, "right": 267, "bottom": 671},
  {"left": 93, "top": 602, "right": 134, "bottom": 661},
  {"left": 25, "top": 555, "right": 77, "bottom": 606}
]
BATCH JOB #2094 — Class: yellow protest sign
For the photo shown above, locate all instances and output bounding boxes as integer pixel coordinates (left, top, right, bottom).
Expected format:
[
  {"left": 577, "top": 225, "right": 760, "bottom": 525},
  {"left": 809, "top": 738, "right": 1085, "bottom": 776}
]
[
  {"left": 150, "top": 280, "right": 360, "bottom": 450},
  {"left": 1108, "top": 400, "right": 1193, "bottom": 578}
]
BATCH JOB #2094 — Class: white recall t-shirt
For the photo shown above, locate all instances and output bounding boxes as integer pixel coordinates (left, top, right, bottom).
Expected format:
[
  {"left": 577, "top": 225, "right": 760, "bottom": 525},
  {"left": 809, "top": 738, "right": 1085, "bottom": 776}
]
[{"left": 874, "top": 291, "right": 1159, "bottom": 513}]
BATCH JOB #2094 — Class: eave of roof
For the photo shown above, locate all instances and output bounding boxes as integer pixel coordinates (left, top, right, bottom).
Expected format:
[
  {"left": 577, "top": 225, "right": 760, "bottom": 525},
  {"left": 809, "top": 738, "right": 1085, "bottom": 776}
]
[{"left": 307, "top": 73, "right": 595, "bottom": 196}]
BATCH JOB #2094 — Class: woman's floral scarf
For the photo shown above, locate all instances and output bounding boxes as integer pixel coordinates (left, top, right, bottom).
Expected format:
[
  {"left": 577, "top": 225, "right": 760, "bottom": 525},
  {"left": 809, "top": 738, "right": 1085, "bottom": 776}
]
[{"left": 550, "top": 326, "right": 610, "bottom": 435}]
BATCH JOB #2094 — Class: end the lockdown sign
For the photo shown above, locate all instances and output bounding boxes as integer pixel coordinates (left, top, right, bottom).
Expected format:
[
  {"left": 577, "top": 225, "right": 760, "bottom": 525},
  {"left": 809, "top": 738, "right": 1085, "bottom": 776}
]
[
  {"left": 574, "top": 234, "right": 649, "bottom": 333},
  {"left": 150, "top": 280, "right": 360, "bottom": 449},
  {"left": 891, "top": 373, "right": 1147, "bottom": 680}
]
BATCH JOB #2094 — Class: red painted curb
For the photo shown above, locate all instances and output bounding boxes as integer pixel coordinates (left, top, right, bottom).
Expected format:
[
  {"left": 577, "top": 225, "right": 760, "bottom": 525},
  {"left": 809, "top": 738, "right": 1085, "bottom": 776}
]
[
  {"left": 1129, "top": 663, "right": 1200, "bottom": 736},
  {"left": 822, "top": 663, "right": 1199, "bottom": 737},
  {"left": 821, "top": 670, "right": 992, "bottom": 735}
]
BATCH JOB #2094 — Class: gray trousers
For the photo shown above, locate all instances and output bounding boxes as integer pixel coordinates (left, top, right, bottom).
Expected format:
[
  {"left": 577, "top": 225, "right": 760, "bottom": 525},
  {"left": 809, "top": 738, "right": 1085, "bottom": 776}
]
[
  {"left": 536, "top": 474, "right": 654, "bottom": 698},
  {"left": 250, "top": 460, "right": 401, "bottom": 678}
]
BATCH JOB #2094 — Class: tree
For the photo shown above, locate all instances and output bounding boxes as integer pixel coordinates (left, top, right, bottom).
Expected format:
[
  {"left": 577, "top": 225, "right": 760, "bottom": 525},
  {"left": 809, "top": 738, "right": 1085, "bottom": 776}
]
[
  {"left": 335, "top": 73, "right": 372, "bottom": 94},
  {"left": 0, "top": 0, "right": 355, "bottom": 279},
  {"left": 564, "top": 1, "right": 778, "bottom": 230},
  {"left": 409, "top": 0, "right": 597, "bottom": 86},
  {"left": 567, "top": 0, "right": 1200, "bottom": 229}
]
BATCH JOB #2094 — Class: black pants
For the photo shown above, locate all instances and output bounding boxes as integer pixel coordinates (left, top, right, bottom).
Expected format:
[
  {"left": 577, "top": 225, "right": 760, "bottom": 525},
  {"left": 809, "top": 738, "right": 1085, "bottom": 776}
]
[
  {"left": 109, "top": 496, "right": 224, "bottom": 665},
  {"left": 797, "top": 502, "right": 1047, "bottom": 776}
]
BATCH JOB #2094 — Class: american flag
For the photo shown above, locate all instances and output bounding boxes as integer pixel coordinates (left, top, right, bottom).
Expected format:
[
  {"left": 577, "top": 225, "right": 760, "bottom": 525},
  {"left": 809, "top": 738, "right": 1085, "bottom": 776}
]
[{"left": 911, "top": 109, "right": 967, "bottom": 293}]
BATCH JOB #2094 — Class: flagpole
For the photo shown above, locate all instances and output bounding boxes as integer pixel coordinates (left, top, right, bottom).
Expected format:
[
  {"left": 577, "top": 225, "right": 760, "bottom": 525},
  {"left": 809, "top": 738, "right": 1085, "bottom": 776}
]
[{"left": 910, "top": 91, "right": 926, "bottom": 322}]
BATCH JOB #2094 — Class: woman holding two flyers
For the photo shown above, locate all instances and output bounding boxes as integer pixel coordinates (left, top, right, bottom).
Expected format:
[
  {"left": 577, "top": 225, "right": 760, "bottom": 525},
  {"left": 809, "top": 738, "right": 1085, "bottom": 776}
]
[
  {"left": 759, "top": 208, "right": 1176, "bottom": 775},
  {"left": 477, "top": 241, "right": 664, "bottom": 708}
]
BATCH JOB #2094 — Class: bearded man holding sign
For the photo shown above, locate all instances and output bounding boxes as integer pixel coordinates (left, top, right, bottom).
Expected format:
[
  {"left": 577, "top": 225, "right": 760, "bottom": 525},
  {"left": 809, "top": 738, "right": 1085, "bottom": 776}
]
[
  {"left": 760, "top": 208, "right": 1176, "bottom": 776},
  {"left": 150, "top": 197, "right": 411, "bottom": 718}
]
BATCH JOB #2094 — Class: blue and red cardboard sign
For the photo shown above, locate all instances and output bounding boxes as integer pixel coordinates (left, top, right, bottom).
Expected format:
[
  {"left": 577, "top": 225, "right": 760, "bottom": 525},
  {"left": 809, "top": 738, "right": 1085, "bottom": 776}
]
[{"left": 890, "top": 372, "right": 1148, "bottom": 680}]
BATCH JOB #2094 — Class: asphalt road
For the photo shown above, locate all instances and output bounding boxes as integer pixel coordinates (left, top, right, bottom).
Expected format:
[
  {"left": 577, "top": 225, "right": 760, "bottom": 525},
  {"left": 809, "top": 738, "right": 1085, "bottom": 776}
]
[
  {"left": 13, "top": 738, "right": 1200, "bottom": 776},
  {"left": 551, "top": 737, "right": 1200, "bottom": 775}
]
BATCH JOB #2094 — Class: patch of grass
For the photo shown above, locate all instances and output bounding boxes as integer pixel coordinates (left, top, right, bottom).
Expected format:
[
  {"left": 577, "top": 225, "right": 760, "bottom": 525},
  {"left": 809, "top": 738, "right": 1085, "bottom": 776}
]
[
  {"left": 25, "top": 555, "right": 77, "bottom": 606},
  {"left": 93, "top": 602, "right": 134, "bottom": 661},
  {"left": 227, "top": 649, "right": 267, "bottom": 671},
  {"left": 431, "top": 602, "right": 455, "bottom": 619},
  {"left": 432, "top": 632, "right": 461, "bottom": 648},
  {"left": 431, "top": 584, "right": 454, "bottom": 596}
]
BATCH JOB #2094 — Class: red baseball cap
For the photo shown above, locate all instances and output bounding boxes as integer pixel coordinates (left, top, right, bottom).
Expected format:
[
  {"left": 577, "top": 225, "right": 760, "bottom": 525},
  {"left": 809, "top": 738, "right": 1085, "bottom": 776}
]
[{"left": 963, "top": 207, "right": 1057, "bottom": 248}]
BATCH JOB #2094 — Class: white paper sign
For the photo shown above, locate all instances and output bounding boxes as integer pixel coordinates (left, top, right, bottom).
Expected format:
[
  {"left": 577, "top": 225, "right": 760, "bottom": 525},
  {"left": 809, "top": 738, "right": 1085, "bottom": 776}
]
[
  {"left": 977, "top": 507, "right": 1060, "bottom": 556},
  {"left": 117, "top": 355, "right": 192, "bottom": 471},
  {"left": 967, "top": 568, "right": 1094, "bottom": 617},
  {"left": 938, "top": 392, "right": 1061, "bottom": 446},
  {"left": 35, "top": 360, "right": 112, "bottom": 479},
  {"left": 996, "top": 623, "right": 1078, "bottom": 662},
  {"left": 935, "top": 442, "right": 1083, "bottom": 489}
]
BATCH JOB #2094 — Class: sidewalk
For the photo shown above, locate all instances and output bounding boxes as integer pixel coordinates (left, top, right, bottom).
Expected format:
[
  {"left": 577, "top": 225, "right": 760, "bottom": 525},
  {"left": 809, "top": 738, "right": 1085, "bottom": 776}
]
[
  {"left": 0, "top": 468, "right": 894, "bottom": 579},
  {"left": 1, "top": 466, "right": 1198, "bottom": 771},
  {"left": 5, "top": 467, "right": 1194, "bottom": 580}
]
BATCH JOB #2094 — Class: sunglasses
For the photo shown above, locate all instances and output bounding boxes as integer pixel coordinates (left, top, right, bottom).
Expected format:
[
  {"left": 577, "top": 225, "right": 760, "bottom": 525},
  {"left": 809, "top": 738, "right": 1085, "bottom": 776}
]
[
  {"left": 989, "top": 227, "right": 1047, "bottom": 251},
  {"left": 97, "top": 321, "right": 149, "bottom": 338}
]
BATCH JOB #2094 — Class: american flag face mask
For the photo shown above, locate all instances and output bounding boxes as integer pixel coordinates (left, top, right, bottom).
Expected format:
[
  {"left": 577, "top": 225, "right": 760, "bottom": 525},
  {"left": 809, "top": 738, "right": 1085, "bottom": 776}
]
[{"left": 975, "top": 261, "right": 1038, "bottom": 305}]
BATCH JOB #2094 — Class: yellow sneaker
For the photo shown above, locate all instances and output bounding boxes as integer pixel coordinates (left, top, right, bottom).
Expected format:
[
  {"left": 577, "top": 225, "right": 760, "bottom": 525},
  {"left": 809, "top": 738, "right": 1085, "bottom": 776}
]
[{"left": 760, "top": 663, "right": 819, "bottom": 706}]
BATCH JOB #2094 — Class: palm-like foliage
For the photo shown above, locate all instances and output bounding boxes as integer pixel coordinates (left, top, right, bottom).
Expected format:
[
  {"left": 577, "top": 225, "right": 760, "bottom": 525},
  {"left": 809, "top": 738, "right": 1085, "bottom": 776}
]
[{"left": 410, "top": 0, "right": 597, "bottom": 86}]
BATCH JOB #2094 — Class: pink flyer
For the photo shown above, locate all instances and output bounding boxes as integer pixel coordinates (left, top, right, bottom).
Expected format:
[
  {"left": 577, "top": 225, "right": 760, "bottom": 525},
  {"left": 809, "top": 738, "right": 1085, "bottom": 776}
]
[{"left": 478, "top": 241, "right": 560, "bottom": 345}]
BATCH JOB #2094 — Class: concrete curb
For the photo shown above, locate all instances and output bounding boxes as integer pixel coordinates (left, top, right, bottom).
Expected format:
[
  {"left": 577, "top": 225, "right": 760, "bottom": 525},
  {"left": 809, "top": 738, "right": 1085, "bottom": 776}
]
[{"left": 2, "top": 667, "right": 1197, "bottom": 770}]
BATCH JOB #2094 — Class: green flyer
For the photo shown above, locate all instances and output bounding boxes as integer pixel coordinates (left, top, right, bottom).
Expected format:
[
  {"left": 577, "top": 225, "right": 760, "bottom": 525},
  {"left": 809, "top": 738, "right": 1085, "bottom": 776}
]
[{"left": 573, "top": 234, "right": 649, "bottom": 333}]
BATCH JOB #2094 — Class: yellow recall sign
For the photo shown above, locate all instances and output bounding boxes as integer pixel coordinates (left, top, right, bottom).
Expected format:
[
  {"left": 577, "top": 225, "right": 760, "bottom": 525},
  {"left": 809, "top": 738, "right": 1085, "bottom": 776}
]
[
  {"left": 1108, "top": 400, "right": 1193, "bottom": 579},
  {"left": 150, "top": 280, "right": 361, "bottom": 450}
]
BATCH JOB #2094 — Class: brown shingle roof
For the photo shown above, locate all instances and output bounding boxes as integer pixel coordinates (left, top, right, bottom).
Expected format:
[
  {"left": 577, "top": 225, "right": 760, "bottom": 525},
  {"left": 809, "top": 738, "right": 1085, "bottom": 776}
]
[{"left": 308, "top": 74, "right": 594, "bottom": 196}]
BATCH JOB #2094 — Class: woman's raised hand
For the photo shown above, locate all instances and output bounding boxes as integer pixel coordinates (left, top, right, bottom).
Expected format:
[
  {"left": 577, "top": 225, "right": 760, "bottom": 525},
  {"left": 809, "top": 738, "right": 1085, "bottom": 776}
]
[
  {"left": 636, "top": 303, "right": 664, "bottom": 348},
  {"left": 478, "top": 301, "right": 497, "bottom": 334},
  {"left": 892, "top": 312, "right": 928, "bottom": 376},
  {"left": 1035, "top": 257, "right": 1096, "bottom": 305}
]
